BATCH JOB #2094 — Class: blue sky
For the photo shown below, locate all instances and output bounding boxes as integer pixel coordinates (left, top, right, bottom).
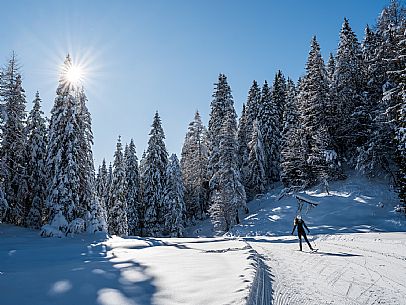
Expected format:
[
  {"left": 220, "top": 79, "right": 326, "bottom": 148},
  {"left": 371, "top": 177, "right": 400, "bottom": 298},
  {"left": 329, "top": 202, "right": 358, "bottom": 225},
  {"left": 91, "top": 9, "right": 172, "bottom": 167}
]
[{"left": 0, "top": 0, "right": 390, "bottom": 166}]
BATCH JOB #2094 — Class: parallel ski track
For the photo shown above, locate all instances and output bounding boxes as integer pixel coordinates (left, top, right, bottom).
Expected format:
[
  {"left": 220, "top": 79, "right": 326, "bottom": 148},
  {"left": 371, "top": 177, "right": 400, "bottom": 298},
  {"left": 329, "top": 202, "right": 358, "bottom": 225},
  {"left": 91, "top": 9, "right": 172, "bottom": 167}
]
[{"left": 246, "top": 235, "right": 406, "bottom": 305}]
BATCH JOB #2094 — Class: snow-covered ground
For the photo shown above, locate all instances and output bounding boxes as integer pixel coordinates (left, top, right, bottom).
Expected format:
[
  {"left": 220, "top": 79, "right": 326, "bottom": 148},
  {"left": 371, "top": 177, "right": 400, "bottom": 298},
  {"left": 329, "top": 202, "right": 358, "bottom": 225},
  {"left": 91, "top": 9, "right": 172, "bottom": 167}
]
[
  {"left": 0, "top": 225, "right": 256, "bottom": 305},
  {"left": 1, "top": 174, "right": 406, "bottom": 305}
]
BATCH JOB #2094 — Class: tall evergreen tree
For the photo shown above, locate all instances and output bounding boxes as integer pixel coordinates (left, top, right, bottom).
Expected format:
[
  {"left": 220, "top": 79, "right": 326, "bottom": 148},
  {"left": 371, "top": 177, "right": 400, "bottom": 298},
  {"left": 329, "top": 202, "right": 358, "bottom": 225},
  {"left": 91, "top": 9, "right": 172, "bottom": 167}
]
[
  {"left": 44, "top": 55, "right": 83, "bottom": 235},
  {"left": 96, "top": 159, "right": 109, "bottom": 206},
  {"left": 76, "top": 89, "right": 94, "bottom": 214},
  {"left": 245, "top": 120, "right": 266, "bottom": 200},
  {"left": 237, "top": 104, "right": 249, "bottom": 186},
  {"left": 208, "top": 74, "right": 237, "bottom": 176},
  {"left": 125, "top": 139, "right": 141, "bottom": 235},
  {"left": 180, "top": 111, "right": 209, "bottom": 221},
  {"left": 298, "top": 37, "right": 341, "bottom": 186},
  {"left": 26, "top": 92, "right": 48, "bottom": 229},
  {"left": 357, "top": 2, "right": 405, "bottom": 177},
  {"left": 244, "top": 80, "right": 262, "bottom": 148},
  {"left": 258, "top": 80, "right": 280, "bottom": 184},
  {"left": 209, "top": 115, "right": 246, "bottom": 233},
  {"left": 383, "top": 17, "right": 406, "bottom": 207},
  {"left": 141, "top": 112, "right": 168, "bottom": 236},
  {"left": 0, "top": 53, "right": 28, "bottom": 226},
  {"left": 108, "top": 137, "right": 128, "bottom": 236},
  {"left": 164, "top": 154, "right": 185, "bottom": 237},
  {"left": 332, "top": 18, "right": 367, "bottom": 162},
  {"left": 326, "top": 53, "right": 335, "bottom": 84},
  {"left": 280, "top": 80, "right": 307, "bottom": 187}
]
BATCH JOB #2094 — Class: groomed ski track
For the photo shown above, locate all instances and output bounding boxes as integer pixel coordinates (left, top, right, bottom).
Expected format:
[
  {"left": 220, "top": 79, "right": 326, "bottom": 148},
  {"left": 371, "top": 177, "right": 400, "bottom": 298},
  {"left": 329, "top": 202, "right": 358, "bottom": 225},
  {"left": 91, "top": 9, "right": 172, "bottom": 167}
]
[{"left": 245, "top": 233, "right": 406, "bottom": 305}]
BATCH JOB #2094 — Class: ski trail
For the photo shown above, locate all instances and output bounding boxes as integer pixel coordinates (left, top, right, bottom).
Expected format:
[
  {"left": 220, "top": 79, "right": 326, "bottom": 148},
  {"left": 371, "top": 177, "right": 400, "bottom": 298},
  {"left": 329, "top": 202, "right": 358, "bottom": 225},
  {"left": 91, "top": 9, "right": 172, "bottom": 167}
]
[
  {"left": 245, "top": 242, "right": 273, "bottom": 305},
  {"left": 246, "top": 233, "right": 406, "bottom": 305}
]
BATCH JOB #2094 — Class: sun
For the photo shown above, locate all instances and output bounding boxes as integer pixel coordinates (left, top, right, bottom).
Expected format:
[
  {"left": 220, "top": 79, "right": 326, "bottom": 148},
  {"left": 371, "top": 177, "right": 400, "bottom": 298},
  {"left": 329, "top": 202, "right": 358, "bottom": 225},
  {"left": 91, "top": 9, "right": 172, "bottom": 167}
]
[
  {"left": 66, "top": 65, "right": 84, "bottom": 85},
  {"left": 60, "top": 54, "right": 87, "bottom": 88}
]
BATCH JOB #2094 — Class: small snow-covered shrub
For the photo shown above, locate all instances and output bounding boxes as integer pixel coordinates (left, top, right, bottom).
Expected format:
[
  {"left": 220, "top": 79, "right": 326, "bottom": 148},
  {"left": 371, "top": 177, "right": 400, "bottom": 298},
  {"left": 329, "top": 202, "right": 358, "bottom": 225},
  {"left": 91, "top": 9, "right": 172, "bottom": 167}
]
[
  {"left": 40, "top": 224, "right": 64, "bottom": 238},
  {"left": 66, "top": 218, "right": 86, "bottom": 235},
  {"left": 40, "top": 211, "right": 68, "bottom": 237}
]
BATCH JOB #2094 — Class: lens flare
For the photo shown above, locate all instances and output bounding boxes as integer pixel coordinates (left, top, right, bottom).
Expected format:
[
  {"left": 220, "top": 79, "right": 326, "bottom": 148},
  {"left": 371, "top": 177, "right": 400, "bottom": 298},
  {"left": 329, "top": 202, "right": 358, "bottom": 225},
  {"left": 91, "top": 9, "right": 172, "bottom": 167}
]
[{"left": 66, "top": 65, "right": 84, "bottom": 85}]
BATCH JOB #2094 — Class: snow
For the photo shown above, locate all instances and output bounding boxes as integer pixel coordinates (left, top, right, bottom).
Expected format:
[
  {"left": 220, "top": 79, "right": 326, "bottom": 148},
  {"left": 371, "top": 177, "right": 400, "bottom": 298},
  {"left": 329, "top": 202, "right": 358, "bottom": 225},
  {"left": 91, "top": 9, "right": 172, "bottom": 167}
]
[
  {"left": 0, "top": 226, "right": 256, "bottom": 305},
  {"left": 1, "top": 174, "right": 406, "bottom": 305}
]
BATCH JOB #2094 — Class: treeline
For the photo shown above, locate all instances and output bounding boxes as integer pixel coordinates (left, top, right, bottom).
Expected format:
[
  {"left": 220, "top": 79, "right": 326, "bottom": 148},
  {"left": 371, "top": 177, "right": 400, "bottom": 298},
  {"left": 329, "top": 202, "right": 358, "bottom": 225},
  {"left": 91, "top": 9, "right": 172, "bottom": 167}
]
[{"left": 0, "top": 1, "right": 404, "bottom": 237}]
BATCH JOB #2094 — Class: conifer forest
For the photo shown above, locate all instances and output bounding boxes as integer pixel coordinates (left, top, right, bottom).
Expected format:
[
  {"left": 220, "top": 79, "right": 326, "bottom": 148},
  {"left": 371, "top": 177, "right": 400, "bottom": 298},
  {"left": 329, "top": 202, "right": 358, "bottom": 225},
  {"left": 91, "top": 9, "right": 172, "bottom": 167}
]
[{"left": 0, "top": 0, "right": 405, "bottom": 238}]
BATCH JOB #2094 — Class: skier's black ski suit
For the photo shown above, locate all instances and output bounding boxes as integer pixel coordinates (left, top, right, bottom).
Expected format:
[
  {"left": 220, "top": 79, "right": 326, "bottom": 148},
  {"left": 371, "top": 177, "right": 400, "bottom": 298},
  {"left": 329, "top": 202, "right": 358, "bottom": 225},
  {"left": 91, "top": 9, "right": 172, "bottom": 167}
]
[{"left": 292, "top": 218, "right": 313, "bottom": 251}]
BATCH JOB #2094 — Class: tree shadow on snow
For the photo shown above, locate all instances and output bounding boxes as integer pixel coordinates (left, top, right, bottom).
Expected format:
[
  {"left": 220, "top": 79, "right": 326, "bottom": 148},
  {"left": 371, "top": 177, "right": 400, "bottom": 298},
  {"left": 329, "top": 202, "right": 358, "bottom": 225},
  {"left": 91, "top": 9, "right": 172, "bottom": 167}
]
[{"left": 1, "top": 230, "right": 157, "bottom": 305}]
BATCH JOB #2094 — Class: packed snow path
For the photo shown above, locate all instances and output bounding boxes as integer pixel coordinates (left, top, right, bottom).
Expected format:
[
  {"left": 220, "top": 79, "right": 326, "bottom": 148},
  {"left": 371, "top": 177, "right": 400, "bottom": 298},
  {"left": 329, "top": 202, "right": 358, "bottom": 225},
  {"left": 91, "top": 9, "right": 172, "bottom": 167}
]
[{"left": 246, "top": 232, "right": 406, "bottom": 305}]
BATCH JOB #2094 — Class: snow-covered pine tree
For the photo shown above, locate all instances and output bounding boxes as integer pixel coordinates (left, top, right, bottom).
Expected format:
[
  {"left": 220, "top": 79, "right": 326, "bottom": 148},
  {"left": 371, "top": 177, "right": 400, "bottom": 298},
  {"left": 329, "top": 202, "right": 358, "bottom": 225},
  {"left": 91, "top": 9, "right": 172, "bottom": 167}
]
[
  {"left": 0, "top": 53, "right": 29, "bottom": 226},
  {"left": 26, "top": 92, "right": 48, "bottom": 229},
  {"left": 208, "top": 74, "right": 238, "bottom": 177},
  {"left": 239, "top": 80, "right": 262, "bottom": 187},
  {"left": 245, "top": 80, "right": 262, "bottom": 141},
  {"left": 356, "top": 2, "right": 405, "bottom": 177},
  {"left": 96, "top": 159, "right": 109, "bottom": 205},
  {"left": 164, "top": 154, "right": 186, "bottom": 237},
  {"left": 209, "top": 114, "right": 246, "bottom": 233},
  {"left": 258, "top": 80, "right": 280, "bottom": 185},
  {"left": 76, "top": 88, "right": 106, "bottom": 233},
  {"left": 180, "top": 111, "right": 209, "bottom": 221},
  {"left": 237, "top": 104, "right": 249, "bottom": 185},
  {"left": 141, "top": 112, "right": 168, "bottom": 236},
  {"left": 137, "top": 150, "right": 147, "bottom": 235},
  {"left": 245, "top": 120, "right": 266, "bottom": 200},
  {"left": 43, "top": 55, "right": 84, "bottom": 236},
  {"left": 326, "top": 53, "right": 335, "bottom": 84},
  {"left": 267, "top": 71, "right": 286, "bottom": 182},
  {"left": 280, "top": 79, "right": 308, "bottom": 187},
  {"left": 332, "top": 18, "right": 367, "bottom": 163},
  {"left": 125, "top": 139, "right": 141, "bottom": 235},
  {"left": 383, "top": 17, "right": 406, "bottom": 207},
  {"left": 298, "top": 37, "right": 341, "bottom": 186},
  {"left": 107, "top": 136, "right": 128, "bottom": 236}
]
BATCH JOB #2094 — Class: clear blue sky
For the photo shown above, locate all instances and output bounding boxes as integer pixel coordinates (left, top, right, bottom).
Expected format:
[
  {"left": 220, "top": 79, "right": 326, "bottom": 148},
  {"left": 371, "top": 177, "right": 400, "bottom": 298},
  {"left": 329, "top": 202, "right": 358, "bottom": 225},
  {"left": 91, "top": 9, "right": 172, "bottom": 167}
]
[{"left": 0, "top": 0, "right": 390, "bottom": 166}]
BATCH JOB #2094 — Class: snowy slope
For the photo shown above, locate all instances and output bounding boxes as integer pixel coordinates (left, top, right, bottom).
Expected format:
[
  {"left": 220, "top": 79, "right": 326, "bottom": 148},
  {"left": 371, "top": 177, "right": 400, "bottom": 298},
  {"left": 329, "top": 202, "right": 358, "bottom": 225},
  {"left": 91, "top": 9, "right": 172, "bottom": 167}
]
[
  {"left": 240, "top": 174, "right": 406, "bottom": 305},
  {"left": 185, "top": 174, "right": 406, "bottom": 305}
]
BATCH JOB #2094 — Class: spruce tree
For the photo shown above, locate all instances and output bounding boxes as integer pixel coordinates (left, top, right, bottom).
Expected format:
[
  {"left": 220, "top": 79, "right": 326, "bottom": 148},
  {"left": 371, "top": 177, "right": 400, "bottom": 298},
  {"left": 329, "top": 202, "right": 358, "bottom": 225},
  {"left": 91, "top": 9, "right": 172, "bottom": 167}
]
[
  {"left": 245, "top": 120, "right": 266, "bottom": 200},
  {"left": 180, "top": 111, "right": 209, "bottom": 221},
  {"left": 209, "top": 115, "right": 246, "bottom": 233},
  {"left": 383, "top": 18, "right": 406, "bottom": 207},
  {"left": 26, "top": 92, "right": 48, "bottom": 229},
  {"left": 125, "top": 139, "right": 141, "bottom": 235},
  {"left": 298, "top": 37, "right": 341, "bottom": 186},
  {"left": 280, "top": 80, "right": 307, "bottom": 187},
  {"left": 208, "top": 74, "right": 237, "bottom": 176},
  {"left": 357, "top": 2, "right": 405, "bottom": 177},
  {"left": 43, "top": 55, "right": 84, "bottom": 235},
  {"left": 332, "top": 18, "right": 367, "bottom": 162},
  {"left": 244, "top": 80, "right": 262, "bottom": 149},
  {"left": 326, "top": 53, "right": 335, "bottom": 84},
  {"left": 258, "top": 80, "right": 280, "bottom": 184},
  {"left": 237, "top": 104, "right": 249, "bottom": 184},
  {"left": 141, "top": 112, "right": 168, "bottom": 236},
  {"left": 239, "top": 81, "right": 261, "bottom": 188},
  {"left": 164, "top": 154, "right": 186, "bottom": 237},
  {"left": 107, "top": 137, "right": 128, "bottom": 236},
  {"left": 0, "top": 53, "right": 28, "bottom": 226},
  {"left": 96, "top": 159, "right": 109, "bottom": 207}
]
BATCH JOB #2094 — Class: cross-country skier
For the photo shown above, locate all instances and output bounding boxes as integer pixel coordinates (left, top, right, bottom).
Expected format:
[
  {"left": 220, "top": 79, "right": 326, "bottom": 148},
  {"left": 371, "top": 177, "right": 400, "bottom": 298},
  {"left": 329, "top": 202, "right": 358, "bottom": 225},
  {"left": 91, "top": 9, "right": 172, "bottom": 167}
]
[{"left": 291, "top": 215, "right": 314, "bottom": 251}]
